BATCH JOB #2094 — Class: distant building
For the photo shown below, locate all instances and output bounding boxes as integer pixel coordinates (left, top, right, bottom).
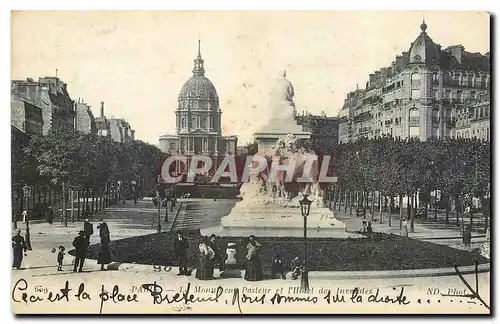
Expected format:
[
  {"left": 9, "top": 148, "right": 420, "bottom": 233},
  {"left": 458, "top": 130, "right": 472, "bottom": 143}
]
[
  {"left": 95, "top": 101, "right": 111, "bottom": 137},
  {"left": 338, "top": 21, "right": 490, "bottom": 143},
  {"left": 159, "top": 41, "right": 238, "bottom": 171},
  {"left": 11, "top": 76, "right": 76, "bottom": 134},
  {"left": 11, "top": 99, "right": 43, "bottom": 135},
  {"left": 95, "top": 101, "right": 135, "bottom": 143},
  {"left": 109, "top": 118, "right": 135, "bottom": 143},
  {"left": 295, "top": 112, "right": 340, "bottom": 154},
  {"left": 74, "top": 98, "right": 96, "bottom": 134}
]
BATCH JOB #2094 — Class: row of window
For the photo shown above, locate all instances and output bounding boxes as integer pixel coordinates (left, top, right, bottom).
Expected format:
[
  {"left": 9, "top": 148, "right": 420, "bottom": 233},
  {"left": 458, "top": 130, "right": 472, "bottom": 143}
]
[
  {"left": 178, "top": 100, "right": 215, "bottom": 110},
  {"left": 456, "top": 128, "right": 490, "bottom": 141},
  {"left": 180, "top": 115, "right": 215, "bottom": 129}
]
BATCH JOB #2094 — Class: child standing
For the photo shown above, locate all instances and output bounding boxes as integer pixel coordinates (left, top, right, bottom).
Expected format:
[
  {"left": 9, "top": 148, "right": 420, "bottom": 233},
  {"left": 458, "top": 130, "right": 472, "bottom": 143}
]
[
  {"left": 57, "top": 246, "right": 65, "bottom": 271},
  {"left": 290, "top": 256, "right": 302, "bottom": 280}
]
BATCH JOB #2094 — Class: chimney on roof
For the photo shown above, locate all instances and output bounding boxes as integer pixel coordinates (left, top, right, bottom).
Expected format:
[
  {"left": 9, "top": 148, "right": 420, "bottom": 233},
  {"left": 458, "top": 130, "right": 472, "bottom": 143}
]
[{"left": 101, "top": 101, "right": 104, "bottom": 117}]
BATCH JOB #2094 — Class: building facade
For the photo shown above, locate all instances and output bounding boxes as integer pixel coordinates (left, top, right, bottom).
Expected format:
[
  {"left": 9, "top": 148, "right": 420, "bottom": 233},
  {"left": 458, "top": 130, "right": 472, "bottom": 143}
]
[
  {"left": 11, "top": 99, "right": 43, "bottom": 135},
  {"left": 74, "top": 98, "right": 96, "bottom": 134},
  {"left": 12, "top": 77, "right": 76, "bottom": 134},
  {"left": 295, "top": 112, "right": 340, "bottom": 154},
  {"left": 338, "top": 21, "right": 490, "bottom": 144},
  {"left": 94, "top": 101, "right": 135, "bottom": 143},
  {"left": 159, "top": 41, "right": 238, "bottom": 160}
]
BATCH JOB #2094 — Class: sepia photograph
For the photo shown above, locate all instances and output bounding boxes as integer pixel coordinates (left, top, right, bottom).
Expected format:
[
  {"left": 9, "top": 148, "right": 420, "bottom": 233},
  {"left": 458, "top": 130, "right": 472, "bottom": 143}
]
[{"left": 10, "top": 10, "right": 491, "bottom": 315}]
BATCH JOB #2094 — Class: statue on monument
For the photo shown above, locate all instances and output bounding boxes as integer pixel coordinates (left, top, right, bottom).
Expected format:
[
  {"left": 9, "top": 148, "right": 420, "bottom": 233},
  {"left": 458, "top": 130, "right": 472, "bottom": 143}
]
[
  {"left": 266, "top": 70, "right": 298, "bottom": 123},
  {"left": 239, "top": 133, "right": 325, "bottom": 208},
  {"left": 239, "top": 70, "right": 325, "bottom": 209}
]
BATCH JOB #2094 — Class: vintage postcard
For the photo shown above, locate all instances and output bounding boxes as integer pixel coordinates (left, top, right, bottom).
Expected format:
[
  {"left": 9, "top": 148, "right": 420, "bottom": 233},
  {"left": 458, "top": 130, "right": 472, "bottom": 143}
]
[{"left": 11, "top": 11, "right": 491, "bottom": 315}]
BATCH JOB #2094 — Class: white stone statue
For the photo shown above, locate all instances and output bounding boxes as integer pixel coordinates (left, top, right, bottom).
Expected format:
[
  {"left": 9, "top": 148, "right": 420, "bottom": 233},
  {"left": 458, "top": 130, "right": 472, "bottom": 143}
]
[{"left": 238, "top": 133, "right": 324, "bottom": 208}]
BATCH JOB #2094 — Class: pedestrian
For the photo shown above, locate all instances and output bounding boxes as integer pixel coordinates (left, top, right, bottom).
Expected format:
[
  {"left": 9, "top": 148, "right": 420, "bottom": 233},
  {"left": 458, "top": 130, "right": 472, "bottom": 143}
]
[
  {"left": 72, "top": 230, "right": 89, "bottom": 272},
  {"left": 46, "top": 206, "right": 54, "bottom": 224},
  {"left": 271, "top": 254, "right": 286, "bottom": 279},
  {"left": 97, "top": 219, "right": 111, "bottom": 271},
  {"left": 173, "top": 231, "right": 189, "bottom": 275},
  {"left": 290, "top": 256, "right": 302, "bottom": 280},
  {"left": 12, "top": 229, "right": 27, "bottom": 270},
  {"left": 83, "top": 218, "right": 94, "bottom": 243},
  {"left": 401, "top": 218, "right": 408, "bottom": 237},
  {"left": 57, "top": 246, "right": 65, "bottom": 271},
  {"left": 244, "top": 235, "right": 263, "bottom": 282},
  {"left": 195, "top": 236, "right": 215, "bottom": 280},
  {"left": 465, "top": 226, "right": 472, "bottom": 248},
  {"left": 208, "top": 234, "right": 225, "bottom": 272},
  {"left": 367, "top": 221, "right": 373, "bottom": 239}
]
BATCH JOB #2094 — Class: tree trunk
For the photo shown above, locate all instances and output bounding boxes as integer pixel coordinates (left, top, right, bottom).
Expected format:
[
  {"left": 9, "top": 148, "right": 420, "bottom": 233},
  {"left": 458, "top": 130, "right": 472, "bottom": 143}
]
[
  {"left": 77, "top": 191, "right": 81, "bottom": 221},
  {"left": 409, "top": 192, "right": 415, "bottom": 233},
  {"left": 455, "top": 197, "right": 460, "bottom": 225},
  {"left": 349, "top": 191, "right": 353, "bottom": 215},
  {"left": 91, "top": 192, "right": 95, "bottom": 216},
  {"left": 370, "top": 191, "right": 375, "bottom": 222},
  {"left": 379, "top": 193, "right": 383, "bottom": 223},
  {"left": 469, "top": 196, "right": 474, "bottom": 228},
  {"left": 61, "top": 181, "right": 68, "bottom": 227},
  {"left": 332, "top": 188, "right": 337, "bottom": 210},
  {"left": 70, "top": 189, "right": 75, "bottom": 222},
  {"left": 344, "top": 190, "right": 348, "bottom": 214},
  {"left": 399, "top": 195, "right": 403, "bottom": 229},
  {"left": 407, "top": 195, "right": 411, "bottom": 220},
  {"left": 388, "top": 197, "right": 392, "bottom": 227},
  {"left": 445, "top": 197, "right": 450, "bottom": 224},
  {"left": 48, "top": 187, "right": 52, "bottom": 205},
  {"left": 434, "top": 189, "right": 438, "bottom": 221},
  {"left": 363, "top": 191, "right": 368, "bottom": 220},
  {"left": 32, "top": 186, "right": 36, "bottom": 211},
  {"left": 84, "top": 190, "right": 89, "bottom": 218},
  {"left": 43, "top": 186, "right": 47, "bottom": 204},
  {"left": 338, "top": 188, "right": 342, "bottom": 212}
]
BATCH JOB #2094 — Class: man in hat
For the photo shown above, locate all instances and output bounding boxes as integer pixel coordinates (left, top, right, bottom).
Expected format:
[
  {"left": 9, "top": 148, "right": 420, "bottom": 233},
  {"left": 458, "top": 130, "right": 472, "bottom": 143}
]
[
  {"left": 72, "top": 230, "right": 89, "bottom": 272},
  {"left": 208, "top": 234, "right": 225, "bottom": 272},
  {"left": 12, "top": 229, "right": 27, "bottom": 270},
  {"left": 173, "top": 231, "right": 189, "bottom": 275}
]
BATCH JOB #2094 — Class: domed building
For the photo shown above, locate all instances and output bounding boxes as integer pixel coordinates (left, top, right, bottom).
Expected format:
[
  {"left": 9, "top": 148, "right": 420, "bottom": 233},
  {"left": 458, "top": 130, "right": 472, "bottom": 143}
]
[{"left": 159, "top": 41, "right": 238, "bottom": 168}]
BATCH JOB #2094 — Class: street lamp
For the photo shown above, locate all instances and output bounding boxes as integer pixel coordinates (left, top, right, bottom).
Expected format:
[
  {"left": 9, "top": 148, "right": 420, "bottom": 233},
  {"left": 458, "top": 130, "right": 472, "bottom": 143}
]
[
  {"left": 299, "top": 193, "right": 312, "bottom": 293},
  {"left": 22, "top": 185, "right": 32, "bottom": 250}
]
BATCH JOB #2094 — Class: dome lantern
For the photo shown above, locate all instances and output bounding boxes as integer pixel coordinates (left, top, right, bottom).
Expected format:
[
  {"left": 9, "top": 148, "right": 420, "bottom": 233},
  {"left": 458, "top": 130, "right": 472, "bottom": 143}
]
[{"left": 192, "top": 40, "right": 205, "bottom": 77}]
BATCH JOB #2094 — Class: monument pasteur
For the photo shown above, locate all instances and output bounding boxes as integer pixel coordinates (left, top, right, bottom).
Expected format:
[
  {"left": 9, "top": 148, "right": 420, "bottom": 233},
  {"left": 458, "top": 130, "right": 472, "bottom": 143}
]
[{"left": 202, "top": 71, "right": 347, "bottom": 238}]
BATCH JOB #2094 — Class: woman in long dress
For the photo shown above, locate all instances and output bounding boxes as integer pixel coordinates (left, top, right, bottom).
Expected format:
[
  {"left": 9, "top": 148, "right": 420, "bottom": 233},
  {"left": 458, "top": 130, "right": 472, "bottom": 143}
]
[
  {"left": 195, "top": 236, "right": 215, "bottom": 280},
  {"left": 244, "top": 235, "right": 264, "bottom": 281},
  {"left": 97, "top": 220, "right": 112, "bottom": 271}
]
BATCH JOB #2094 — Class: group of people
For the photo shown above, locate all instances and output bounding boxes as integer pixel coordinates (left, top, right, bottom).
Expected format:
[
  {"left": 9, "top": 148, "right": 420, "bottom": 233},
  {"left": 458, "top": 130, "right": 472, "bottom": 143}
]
[
  {"left": 71, "top": 218, "right": 111, "bottom": 272},
  {"left": 173, "top": 233, "right": 304, "bottom": 282}
]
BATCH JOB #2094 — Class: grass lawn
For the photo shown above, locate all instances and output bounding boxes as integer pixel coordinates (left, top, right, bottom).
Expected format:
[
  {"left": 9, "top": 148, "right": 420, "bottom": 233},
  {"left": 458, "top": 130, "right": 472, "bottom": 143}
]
[{"left": 77, "top": 231, "right": 489, "bottom": 272}]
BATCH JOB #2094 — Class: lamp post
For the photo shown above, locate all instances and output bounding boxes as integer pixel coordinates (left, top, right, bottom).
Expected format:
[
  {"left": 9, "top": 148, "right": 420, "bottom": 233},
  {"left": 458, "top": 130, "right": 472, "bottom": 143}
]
[
  {"left": 299, "top": 194, "right": 312, "bottom": 293},
  {"left": 22, "top": 185, "right": 32, "bottom": 250}
]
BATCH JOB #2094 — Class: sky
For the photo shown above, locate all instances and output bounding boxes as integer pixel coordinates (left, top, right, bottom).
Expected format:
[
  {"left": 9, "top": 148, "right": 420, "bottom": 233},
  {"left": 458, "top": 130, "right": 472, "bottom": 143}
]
[{"left": 11, "top": 11, "right": 490, "bottom": 145}]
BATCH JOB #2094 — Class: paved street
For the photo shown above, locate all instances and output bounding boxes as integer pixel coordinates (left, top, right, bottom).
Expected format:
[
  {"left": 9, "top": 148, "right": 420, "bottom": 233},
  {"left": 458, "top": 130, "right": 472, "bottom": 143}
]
[
  {"left": 11, "top": 198, "right": 491, "bottom": 314},
  {"left": 331, "top": 206, "right": 487, "bottom": 250}
]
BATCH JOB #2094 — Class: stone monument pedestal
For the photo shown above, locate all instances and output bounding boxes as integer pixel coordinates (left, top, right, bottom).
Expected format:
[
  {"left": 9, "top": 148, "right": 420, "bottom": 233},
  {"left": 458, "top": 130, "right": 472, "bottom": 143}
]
[{"left": 201, "top": 201, "right": 350, "bottom": 238}]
